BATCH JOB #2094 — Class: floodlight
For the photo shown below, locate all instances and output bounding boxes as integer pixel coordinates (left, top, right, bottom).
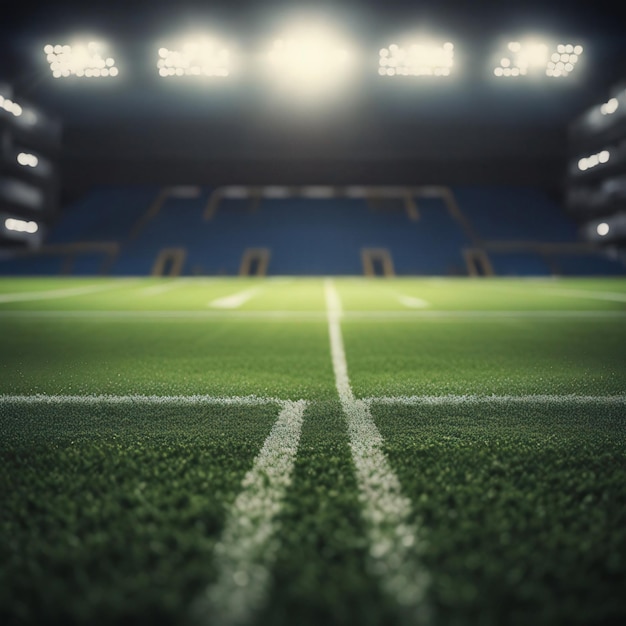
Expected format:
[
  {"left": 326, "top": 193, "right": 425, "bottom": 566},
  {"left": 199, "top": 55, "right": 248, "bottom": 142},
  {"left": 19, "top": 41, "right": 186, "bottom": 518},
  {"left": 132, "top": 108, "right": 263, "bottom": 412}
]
[
  {"left": 600, "top": 97, "right": 619, "bottom": 116},
  {"left": 43, "top": 41, "right": 119, "bottom": 78},
  {"left": 264, "top": 24, "right": 354, "bottom": 94},
  {"left": 16, "top": 152, "right": 39, "bottom": 168},
  {"left": 378, "top": 41, "right": 454, "bottom": 77},
  {"left": 0, "top": 94, "right": 23, "bottom": 117},
  {"left": 156, "top": 37, "right": 232, "bottom": 78},
  {"left": 578, "top": 149, "right": 611, "bottom": 171},
  {"left": 596, "top": 222, "right": 610, "bottom": 236},
  {"left": 4, "top": 217, "right": 38, "bottom": 234},
  {"left": 492, "top": 39, "right": 583, "bottom": 78}
]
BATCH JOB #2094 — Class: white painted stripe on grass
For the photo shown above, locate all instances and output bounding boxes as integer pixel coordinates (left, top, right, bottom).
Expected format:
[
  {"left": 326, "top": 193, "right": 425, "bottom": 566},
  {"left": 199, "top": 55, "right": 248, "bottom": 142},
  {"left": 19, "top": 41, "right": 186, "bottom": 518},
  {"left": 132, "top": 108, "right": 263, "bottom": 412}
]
[
  {"left": 324, "top": 278, "right": 432, "bottom": 624},
  {"left": 209, "top": 287, "right": 261, "bottom": 309},
  {"left": 0, "top": 394, "right": 283, "bottom": 406},
  {"left": 397, "top": 295, "right": 430, "bottom": 308},
  {"left": 545, "top": 287, "right": 626, "bottom": 303},
  {"left": 0, "top": 283, "right": 118, "bottom": 303},
  {"left": 191, "top": 400, "right": 307, "bottom": 626},
  {"left": 140, "top": 280, "right": 189, "bottom": 296},
  {"left": 366, "top": 394, "right": 626, "bottom": 406},
  {"left": 2, "top": 309, "right": 624, "bottom": 321}
]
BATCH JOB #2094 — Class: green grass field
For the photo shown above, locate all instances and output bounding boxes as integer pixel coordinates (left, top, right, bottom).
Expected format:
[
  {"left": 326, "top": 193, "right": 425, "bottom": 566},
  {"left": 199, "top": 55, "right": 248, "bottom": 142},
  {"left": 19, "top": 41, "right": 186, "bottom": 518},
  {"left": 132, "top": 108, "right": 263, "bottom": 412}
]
[{"left": 1, "top": 276, "right": 625, "bottom": 626}]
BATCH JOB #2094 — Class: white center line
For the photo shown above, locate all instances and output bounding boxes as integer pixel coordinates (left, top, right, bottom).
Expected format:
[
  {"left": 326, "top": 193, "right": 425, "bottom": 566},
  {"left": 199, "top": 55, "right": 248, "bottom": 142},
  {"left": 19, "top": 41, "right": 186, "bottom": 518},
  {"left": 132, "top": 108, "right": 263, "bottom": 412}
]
[
  {"left": 324, "top": 278, "right": 432, "bottom": 624},
  {"left": 191, "top": 400, "right": 307, "bottom": 626}
]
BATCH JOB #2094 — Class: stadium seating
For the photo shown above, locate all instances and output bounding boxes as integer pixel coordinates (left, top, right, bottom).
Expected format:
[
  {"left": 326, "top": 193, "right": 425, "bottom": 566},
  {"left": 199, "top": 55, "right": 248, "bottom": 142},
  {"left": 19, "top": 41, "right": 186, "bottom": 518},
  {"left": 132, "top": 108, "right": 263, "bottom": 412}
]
[
  {"left": 1, "top": 183, "right": 624, "bottom": 276},
  {"left": 46, "top": 185, "right": 159, "bottom": 245},
  {"left": 111, "top": 189, "right": 471, "bottom": 276},
  {"left": 452, "top": 185, "right": 580, "bottom": 242},
  {"left": 452, "top": 184, "right": 625, "bottom": 276}
]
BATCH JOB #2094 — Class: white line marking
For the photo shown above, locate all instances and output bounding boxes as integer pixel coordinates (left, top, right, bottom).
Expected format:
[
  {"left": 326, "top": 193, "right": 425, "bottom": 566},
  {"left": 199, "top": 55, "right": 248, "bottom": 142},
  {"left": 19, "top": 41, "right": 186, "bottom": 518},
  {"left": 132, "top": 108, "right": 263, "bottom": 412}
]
[
  {"left": 324, "top": 278, "right": 432, "bottom": 624},
  {"left": 191, "top": 400, "right": 307, "bottom": 626},
  {"left": 1, "top": 309, "right": 623, "bottom": 320},
  {"left": 0, "top": 283, "right": 119, "bottom": 303},
  {"left": 366, "top": 394, "right": 626, "bottom": 406},
  {"left": 140, "top": 280, "right": 190, "bottom": 296},
  {"left": 3, "top": 393, "right": 622, "bottom": 408},
  {"left": 209, "top": 288, "right": 261, "bottom": 309},
  {"left": 0, "top": 394, "right": 284, "bottom": 406},
  {"left": 397, "top": 295, "right": 430, "bottom": 308},
  {"left": 544, "top": 287, "right": 626, "bottom": 303}
]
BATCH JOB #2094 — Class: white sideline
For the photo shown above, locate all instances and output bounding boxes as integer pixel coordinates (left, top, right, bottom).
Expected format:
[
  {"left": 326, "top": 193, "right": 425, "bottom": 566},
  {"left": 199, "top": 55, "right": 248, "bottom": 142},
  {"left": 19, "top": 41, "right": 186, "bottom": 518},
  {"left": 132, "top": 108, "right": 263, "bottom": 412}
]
[
  {"left": 366, "top": 394, "right": 626, "bottom": 406},
  {"left": 191, "top": 400, "right": 307, "bottom": 626},
  {"left": 0, "top": 394, "right": 284, "bottom": 406},
  {"left": 209, "top": 288, "right": 261, "bottom": 309},
  {"left": 0, "top": 283, "right": 119, "bottom": 303},
  {"left": 324, "top": 278, "right": 432, "bottom": 624}
]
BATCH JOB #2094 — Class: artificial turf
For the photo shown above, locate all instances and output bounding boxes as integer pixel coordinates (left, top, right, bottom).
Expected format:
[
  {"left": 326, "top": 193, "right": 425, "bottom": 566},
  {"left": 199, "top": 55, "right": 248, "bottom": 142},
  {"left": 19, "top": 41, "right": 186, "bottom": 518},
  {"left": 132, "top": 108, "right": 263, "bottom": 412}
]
[{"left": 0, "top": 276, "right": 625, "bottom": 625}]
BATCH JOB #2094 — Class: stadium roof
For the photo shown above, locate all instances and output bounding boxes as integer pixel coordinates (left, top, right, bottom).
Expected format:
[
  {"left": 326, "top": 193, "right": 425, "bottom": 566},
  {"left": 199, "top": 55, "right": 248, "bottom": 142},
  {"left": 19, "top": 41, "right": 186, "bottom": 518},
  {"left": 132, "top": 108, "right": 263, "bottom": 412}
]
[{"left": 1, "top": 0, "right": 625, "bottom": 188}]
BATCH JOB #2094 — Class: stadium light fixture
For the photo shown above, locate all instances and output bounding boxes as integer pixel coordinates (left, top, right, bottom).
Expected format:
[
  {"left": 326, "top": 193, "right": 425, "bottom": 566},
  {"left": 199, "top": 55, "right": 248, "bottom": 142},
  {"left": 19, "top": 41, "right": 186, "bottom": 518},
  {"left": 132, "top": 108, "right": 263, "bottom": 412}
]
[
  {"left": 264, "top": 23, "right": 354, "bottom": 95},
  {"left": 492, "top": 39, "right": 583, "bottom": 78},
  {"left": 43, "top": 41, "right": 119, "bottom": 78},
  {"left": 596, "top": 222, "right": 610, "bottom": 236},
  {"left": 16, "top": 152, "right": 39, "bottom": 168},
  {"left": 4, "top": 217, "right": 39, "bottom": 234},
  {"left": 578, "top": 149, "right": 610, "bottom": 171},
  {"left": 378, "top": 41, "right": 454, "bottom": 77},
  {"left": 0, "top": 94, "right": 23, "bottom": 117},
  {"left": 156, "top": 37, "right": 232, "bottom": 78},
  {"left": 600, "top": 97, "right": 619, "bottom": 116}
]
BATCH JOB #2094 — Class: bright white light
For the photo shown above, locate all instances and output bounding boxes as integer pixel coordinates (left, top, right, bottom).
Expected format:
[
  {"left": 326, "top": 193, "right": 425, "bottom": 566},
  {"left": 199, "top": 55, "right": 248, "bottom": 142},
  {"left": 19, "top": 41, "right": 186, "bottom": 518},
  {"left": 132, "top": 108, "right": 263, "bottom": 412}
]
[
  {"left": 16, "top": 152, "right": 39, "bottom": 168},
  {"left": 379, "top": 41, "right": 454, "bottom": 77},
  {"left": 156, "top": 37, "right": 232, "bottom": 78},
  {"left": 265, "top": 24, "right": 353, "bottom": 94},
  {"left": 600, "top": 97, "right": 619, "bottom": 115},
  {"left": 493, "top": 39, "right": 583, "bottom": 78},
  {"left": 43, "top": 41, "right": 119, "bottom": 78},
  {"left": 596, "top": 222, "right": 610, "bottom": 236},
  {"left": 0, "top": 95, "right": 24, "bottom": 117},
  {"left": 4, "top": 218, "right": 38, "bottom": 234},
  {"left": 578, "top": 149, "right": 611, "bottom": 171},
  {"left": 545, "top": 42, "right": 583, "bottom": 77}
]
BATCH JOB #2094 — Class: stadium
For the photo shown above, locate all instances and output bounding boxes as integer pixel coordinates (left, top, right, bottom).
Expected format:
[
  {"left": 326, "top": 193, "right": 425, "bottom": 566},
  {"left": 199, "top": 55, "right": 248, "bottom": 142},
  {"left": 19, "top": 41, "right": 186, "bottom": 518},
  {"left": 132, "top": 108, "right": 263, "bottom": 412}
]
[{"left": 1, "top": 0, "right": 625, "bottom": 624}]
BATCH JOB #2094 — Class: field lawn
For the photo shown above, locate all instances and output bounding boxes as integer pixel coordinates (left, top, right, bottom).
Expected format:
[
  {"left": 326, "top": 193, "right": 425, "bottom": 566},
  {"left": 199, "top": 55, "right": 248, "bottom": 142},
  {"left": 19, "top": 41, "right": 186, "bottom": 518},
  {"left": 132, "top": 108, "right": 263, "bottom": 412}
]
[{"left": 0, "top": 276, "right": 625, "bottom": 626}]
